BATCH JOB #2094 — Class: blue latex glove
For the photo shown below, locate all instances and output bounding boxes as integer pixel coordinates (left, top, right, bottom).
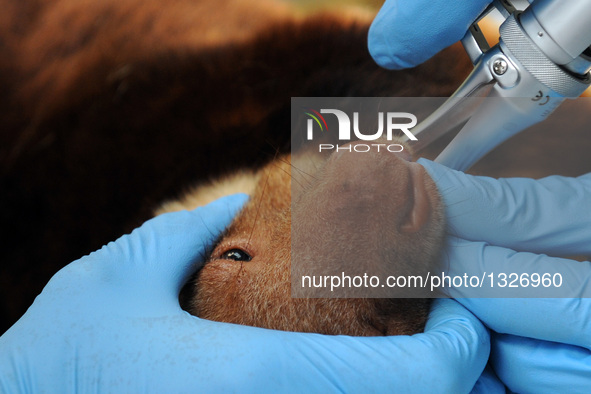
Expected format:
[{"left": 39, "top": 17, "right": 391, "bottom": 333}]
[
  {"left": 368, "top": 0, "right": 491, "bottom": 69},
  {"left": 0, "top": 194, "right": 490, "bottom": 392},
  {"left": 419, "top": 158, "right": 591, "bottom": 393}
]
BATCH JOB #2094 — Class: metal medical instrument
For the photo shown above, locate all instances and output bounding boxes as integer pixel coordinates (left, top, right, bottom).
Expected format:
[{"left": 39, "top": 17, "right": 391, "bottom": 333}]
[{"left": 407, "top": 0, "right": 591, "bottom": 171}]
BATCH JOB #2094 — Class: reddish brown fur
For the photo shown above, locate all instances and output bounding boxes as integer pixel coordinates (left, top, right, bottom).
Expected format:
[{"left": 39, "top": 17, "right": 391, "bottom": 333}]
[{"left": 170, "top": 147, "right": 443, "bottom": 336}]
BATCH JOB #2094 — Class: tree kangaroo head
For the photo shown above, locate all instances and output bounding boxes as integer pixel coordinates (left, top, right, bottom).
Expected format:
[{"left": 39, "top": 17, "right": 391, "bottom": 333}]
[{"left": 157, "top": 141, "right": 444, "bottom": 336}]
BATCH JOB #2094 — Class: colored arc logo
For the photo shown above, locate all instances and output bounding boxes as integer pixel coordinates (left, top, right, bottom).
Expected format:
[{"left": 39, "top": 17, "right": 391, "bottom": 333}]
[{"left": 304, "top": 108, "right": 329, "bottom": 132}]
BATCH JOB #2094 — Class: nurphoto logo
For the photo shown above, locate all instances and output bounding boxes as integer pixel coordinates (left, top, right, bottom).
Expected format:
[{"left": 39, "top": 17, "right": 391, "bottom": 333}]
[{"left": 304, "top": 108, "right": 417, "bottom": 153}]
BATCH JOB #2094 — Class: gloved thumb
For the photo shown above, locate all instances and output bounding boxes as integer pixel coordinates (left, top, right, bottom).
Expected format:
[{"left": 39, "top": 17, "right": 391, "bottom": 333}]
[
  {"left": 80, "top": 193, "right": 249, "bottom": 313},
  {"left": 368, "top": 0, "right": 490, "bottom": 69}
]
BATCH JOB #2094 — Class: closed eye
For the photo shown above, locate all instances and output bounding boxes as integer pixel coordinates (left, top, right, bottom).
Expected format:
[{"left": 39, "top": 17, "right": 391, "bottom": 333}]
[{"left": 220, "top": 248, "right": 252, "bottom": 262}]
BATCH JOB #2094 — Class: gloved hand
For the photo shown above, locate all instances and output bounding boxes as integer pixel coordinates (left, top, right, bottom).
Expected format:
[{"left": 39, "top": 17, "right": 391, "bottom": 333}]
[
  {"left": 419, "top": 158, "right": 591, "bottom": 393},
  {"left": 368, "top": 0, "right": 491, "bottom": 69},
  {"left": 0, "top": 194, "right": 490, "bottom": 392}
]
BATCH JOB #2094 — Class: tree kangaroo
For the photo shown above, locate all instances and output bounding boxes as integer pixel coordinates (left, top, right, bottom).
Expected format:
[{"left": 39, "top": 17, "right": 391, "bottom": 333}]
[
  {"left": 157, "top": 140, "right": 445, "bottom": 336},
  {"left": 1, "top": 0, "right": 589, "bottom": 335}
]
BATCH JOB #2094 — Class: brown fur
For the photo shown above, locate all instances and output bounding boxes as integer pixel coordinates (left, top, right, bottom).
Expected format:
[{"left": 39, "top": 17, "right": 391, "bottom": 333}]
[{"left": 159, "top": 144, "right": 444, "bottom": 336}]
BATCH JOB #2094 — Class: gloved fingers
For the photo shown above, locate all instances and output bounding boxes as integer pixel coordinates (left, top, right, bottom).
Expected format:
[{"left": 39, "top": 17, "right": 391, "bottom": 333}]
[
  {"left": 0, "top": 297, "right": 488, "bottom": 392},
  {"left": 491, "top": 333, "right": 591, "bottom": 394},
  {"left": 21, "top": 300, "right": 488, "bottom": 393},
  {"left": 459, "top": 296, "right": 591, "bottom": 352},
  {"left": 192, "top": 299, "right": 489, "bottom": 392},
  {"left": 268, "top": 298, "right": 490, "bottom": 392},
  {"left": 55, "top": 193, "right": 249, "bottom": 314},
  {"left": 388, "top": 298, "right": 490, "bottom": 392},
  {"left": 368, "top": 0, "right": 490, "bottom": 69},
  {"left": 444, "top": 237, "right": 591, "bottom": 348},
  {"left": 419, "top": 158, "right": 591, "bottom": 256}
]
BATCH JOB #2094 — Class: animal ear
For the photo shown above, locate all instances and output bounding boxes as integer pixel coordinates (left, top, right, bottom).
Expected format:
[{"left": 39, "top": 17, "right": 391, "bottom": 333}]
[{"left": 154, "top": 170, "right": 259, "bottom": 215}]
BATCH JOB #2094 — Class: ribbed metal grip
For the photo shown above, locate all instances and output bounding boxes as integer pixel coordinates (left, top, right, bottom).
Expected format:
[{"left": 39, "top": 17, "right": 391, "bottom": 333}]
[{"left": 500, "top": 13, "right": 590, "bottom": 97}]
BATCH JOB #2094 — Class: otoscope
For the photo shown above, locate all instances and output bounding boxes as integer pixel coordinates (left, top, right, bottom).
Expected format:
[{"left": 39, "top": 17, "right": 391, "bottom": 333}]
[{"left": 408, "top": 0, "right": 591, "bottom": 171}]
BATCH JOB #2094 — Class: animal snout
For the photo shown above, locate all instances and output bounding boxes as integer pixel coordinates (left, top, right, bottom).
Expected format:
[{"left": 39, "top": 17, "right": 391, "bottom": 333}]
[{"left": 319, "top": 140, "right": 419, "bottom": 230}]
